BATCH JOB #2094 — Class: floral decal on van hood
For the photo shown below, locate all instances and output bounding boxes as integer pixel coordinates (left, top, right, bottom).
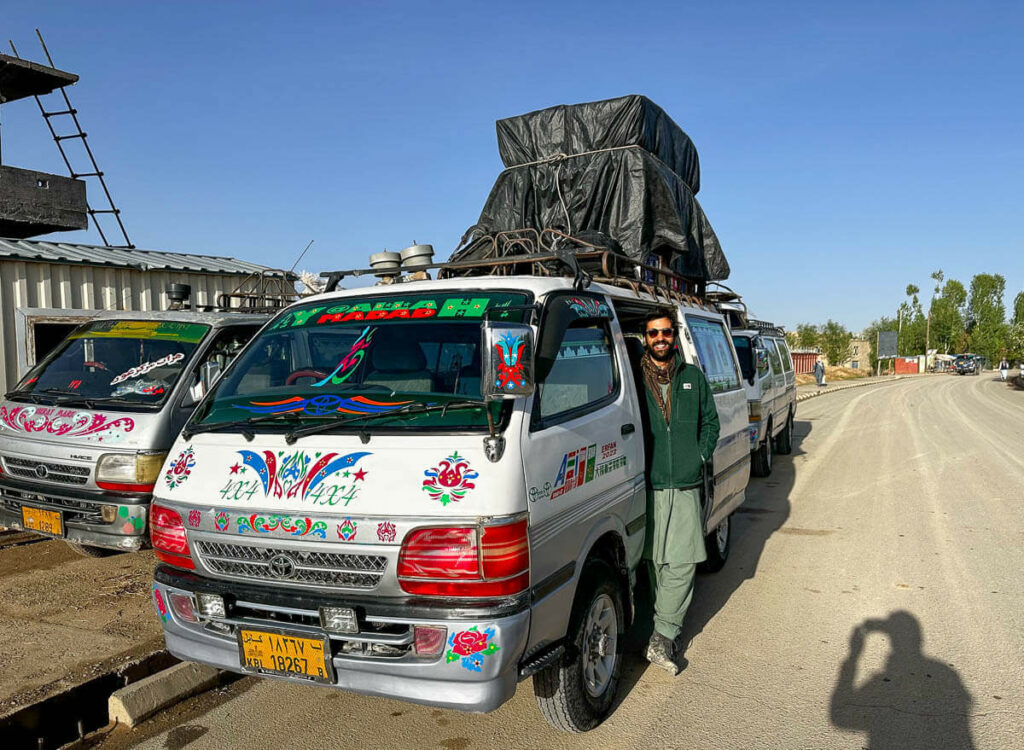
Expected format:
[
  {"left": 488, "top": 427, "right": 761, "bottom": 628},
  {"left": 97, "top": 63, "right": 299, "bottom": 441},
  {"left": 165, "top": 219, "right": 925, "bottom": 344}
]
[{"left": 422, "top": 451, "right": 478, "bottom": 506}]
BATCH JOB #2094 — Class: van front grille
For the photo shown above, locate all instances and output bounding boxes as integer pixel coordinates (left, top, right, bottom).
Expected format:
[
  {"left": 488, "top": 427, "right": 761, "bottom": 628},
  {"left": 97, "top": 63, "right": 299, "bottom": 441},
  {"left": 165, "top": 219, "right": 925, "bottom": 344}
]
[
  {"left": 194, "top": 539, "right": 387, "bottom": 590},
  {"left": 3, "top": 456, "right": 89, "bottom": 485}
]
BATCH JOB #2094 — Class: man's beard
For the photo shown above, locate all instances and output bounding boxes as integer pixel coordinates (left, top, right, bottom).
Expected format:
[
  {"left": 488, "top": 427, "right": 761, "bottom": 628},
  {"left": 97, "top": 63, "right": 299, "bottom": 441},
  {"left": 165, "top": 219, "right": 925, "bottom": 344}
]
[{"left": 647, "top": 343, "right": 674, "bottom": 363}]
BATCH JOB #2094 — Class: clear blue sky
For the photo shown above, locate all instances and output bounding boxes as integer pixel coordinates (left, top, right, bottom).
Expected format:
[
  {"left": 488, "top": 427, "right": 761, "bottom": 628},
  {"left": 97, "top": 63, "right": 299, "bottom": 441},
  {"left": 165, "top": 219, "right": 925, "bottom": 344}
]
[{"left": 3, "top": 1, "right": 1021, "bottom": 333}]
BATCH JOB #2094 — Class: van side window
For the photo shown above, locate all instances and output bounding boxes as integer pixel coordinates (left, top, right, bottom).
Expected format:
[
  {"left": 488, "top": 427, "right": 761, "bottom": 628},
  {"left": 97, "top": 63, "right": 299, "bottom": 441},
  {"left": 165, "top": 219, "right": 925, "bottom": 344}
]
[
  {"left": 764, "top": 339, "right": 783, "bottom": 376},
  {"left": 536, "top": 322, "right": 617, "bottom": 423},
  {"left": 731, "top": 335, "right": 755, "bottom": 380},
  {"left": 685, "top": 316, "right": 740, "bottom": 392},
  {"left": 776, "top": 339, "right": 794, "bottom": 373}
]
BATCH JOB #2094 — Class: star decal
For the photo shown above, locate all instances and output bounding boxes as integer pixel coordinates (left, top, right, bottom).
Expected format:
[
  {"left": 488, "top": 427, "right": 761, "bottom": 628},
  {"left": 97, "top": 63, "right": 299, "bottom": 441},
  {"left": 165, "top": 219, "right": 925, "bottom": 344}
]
[
  {"left": 230, "top": 463, "right": 241, "bottom": 474},
  {"left": 353, "top": 469, "right": 367, "bottom": 481}
]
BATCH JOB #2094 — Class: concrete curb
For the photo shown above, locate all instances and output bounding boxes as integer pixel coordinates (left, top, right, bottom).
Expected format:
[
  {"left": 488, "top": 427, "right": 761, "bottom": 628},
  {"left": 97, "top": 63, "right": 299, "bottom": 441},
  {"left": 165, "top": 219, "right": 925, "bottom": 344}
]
[
  {"left": 108, "top": 662, "right": 221, "bottom": 728},
  {"left": 796, "top": 375, "right": 911, "bottom": 403}
]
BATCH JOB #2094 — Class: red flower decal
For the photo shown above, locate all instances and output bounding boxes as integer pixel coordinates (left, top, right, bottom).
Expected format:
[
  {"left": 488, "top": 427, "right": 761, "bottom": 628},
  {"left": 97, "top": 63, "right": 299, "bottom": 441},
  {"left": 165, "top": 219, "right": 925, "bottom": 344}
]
[{"left": 451, "top": 629, "right": 490, "bottom": 657}]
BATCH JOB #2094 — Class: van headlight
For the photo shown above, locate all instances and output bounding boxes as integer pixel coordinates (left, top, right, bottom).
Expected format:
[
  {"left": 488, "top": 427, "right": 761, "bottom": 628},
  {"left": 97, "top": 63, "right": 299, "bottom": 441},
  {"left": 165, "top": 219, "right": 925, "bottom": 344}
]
[{"left": 96, "top": 452, "right": 167, "bottom": 491}]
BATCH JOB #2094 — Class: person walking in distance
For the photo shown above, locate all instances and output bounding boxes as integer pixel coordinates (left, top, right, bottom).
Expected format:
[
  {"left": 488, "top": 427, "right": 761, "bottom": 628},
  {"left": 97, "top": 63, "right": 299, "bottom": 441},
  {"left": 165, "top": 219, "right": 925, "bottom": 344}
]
[
  {"left": 999, "top": 356, "right": 1009, "bottom": 382},
  {"left": 814, "top": 357, "right": 826, "bottom": 387},
  {"left": 639, "top": 310, "right": 720, "bottom": 674}
]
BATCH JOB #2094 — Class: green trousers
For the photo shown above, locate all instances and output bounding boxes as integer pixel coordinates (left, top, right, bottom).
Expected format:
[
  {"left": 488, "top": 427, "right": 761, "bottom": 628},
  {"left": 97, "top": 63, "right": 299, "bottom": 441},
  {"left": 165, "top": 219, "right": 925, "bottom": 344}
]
[{"left": 644, "top": 487, "right": 705, "bottom": 641}]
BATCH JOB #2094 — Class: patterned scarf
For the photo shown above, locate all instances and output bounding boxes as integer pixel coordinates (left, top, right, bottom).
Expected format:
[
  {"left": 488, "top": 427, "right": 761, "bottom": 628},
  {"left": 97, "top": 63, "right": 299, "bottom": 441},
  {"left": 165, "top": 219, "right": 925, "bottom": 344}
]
[{"left": 641, "top": 350, "right": 677, "bottom": 422}]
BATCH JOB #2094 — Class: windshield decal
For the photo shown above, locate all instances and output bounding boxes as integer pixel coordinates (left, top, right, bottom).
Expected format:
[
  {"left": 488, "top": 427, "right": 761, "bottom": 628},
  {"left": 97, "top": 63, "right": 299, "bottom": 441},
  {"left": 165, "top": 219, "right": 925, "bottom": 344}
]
[
  {"left": 230, "top": 448, "right": 371, "bottom": 504},
  {"left": 422, "top": 451, "right": 478, "bottom": 506},
  {"left": 233, "top": 395, "right": 413, "bottom": 417},
  {"left": 110, "top": 352, "right": 186, "bottom": 386},
  {"left": 565, "top": 296, "right": 611, "bottom": 318},
  {"left": 71, "top": 321, "right": 208, "bottom": 343},
  {"left": 312, "top": 326, "right": 376, "bottom": 387},
  {"left": 272, "top": 294, "right": 525, "bottom": 330},
  {"left": 0, "top": 405, "right": 135, "bottom": 443},
  {"left": 164, "top": 446, "right": 196, "bottom": 490},
  {"left": 236, "top": 513, "right": 328, "bottom": 538}
]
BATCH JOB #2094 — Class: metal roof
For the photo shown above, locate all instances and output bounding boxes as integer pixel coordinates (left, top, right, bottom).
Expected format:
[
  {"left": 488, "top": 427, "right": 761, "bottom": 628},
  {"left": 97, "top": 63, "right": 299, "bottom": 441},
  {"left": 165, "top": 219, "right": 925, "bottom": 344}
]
[
  {"left": 0, "top": 237, "right": 286, "bottom": 277},
  {"left": 0, "top": 53, "right": 78, "bottom": 103}
]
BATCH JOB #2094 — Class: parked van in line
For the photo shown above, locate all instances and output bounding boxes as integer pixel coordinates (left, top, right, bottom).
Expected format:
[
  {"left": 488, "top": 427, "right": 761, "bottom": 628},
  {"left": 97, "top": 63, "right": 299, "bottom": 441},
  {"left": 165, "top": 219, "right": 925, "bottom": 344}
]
[
  {"left": 729, "top": 322, "right": 797, "bottom": 476},
  {"left": 148, "top": 256, "right": 751, "bottom": 731},
  {"left": 0, "top": 308, "right": 268, "bottom": 555}
]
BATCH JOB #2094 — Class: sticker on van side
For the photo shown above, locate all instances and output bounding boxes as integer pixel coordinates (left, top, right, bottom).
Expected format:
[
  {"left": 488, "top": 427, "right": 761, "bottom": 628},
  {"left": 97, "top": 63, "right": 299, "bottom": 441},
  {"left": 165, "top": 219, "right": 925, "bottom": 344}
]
[{"left": 422, "top": 451, "right": 478, "bottom": 506}]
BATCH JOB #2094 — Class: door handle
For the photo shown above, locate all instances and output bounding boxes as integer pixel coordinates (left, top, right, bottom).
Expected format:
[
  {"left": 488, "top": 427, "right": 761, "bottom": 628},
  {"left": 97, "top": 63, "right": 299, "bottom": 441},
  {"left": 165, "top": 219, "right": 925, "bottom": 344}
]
[{"left": 621, "top": 423, "right": 636, "bottom": 435}]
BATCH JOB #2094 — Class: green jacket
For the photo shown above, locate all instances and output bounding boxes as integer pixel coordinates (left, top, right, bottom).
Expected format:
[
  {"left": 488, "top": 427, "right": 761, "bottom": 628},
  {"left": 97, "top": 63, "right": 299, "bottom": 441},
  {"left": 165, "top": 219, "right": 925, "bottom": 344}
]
[{"left": 642, "top": 359, "right": 720, "bottom": 490}]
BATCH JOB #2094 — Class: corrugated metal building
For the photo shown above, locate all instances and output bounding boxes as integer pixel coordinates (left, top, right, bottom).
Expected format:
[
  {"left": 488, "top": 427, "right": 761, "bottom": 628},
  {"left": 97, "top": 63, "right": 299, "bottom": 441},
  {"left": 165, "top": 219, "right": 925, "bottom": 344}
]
[{"left": 0, "top": 237, "right": 293, "bottom": 394}]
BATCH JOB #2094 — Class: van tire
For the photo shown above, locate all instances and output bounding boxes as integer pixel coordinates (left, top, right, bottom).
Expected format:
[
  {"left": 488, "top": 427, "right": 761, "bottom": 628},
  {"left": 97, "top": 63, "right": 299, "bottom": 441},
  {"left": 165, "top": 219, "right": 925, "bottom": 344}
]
[
  {"left": 751, "top": 424, "right": 773, "bottom": 477},
  {"left": 533, "top": 559, "right": 624, "bottom": 733},
  {"left": 66, "top": 541, "right": 117, "bottom": 558},
  {"left": 775, "top": 411, "right": 794, "bottom": 455},
  {"left": 699, "top": 514, "right": 731, "bottom": 573}
]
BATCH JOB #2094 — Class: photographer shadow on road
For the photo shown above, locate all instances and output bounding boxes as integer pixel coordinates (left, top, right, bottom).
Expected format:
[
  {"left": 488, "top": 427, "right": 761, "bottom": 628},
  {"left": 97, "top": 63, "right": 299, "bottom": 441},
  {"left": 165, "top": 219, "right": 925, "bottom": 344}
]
[{"left": 829, "top": 611, "right": 975, "bottom": 750}]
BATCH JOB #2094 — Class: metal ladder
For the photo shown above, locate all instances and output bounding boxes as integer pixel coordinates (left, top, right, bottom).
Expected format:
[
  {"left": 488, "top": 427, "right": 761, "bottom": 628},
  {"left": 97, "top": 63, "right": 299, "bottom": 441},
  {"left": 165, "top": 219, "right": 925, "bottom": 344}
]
[{"left": 8, "top": 29, "right": 133, "bottom": 248}]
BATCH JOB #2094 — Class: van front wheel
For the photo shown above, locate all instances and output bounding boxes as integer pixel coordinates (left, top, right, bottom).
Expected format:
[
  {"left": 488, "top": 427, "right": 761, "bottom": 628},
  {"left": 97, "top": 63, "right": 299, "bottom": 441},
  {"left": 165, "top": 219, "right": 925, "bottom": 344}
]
[
  {"left": 775, "top": 412, "right": 794, "bottom": 455},
  {"left": 533, "top": 559, "right": 624, "bottom": 733}
]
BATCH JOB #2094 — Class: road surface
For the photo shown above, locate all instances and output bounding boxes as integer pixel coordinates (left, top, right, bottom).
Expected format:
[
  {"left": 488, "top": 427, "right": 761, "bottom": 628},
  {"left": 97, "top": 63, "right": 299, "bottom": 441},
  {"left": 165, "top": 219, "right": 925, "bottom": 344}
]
[{"left": 91, "top": 374, "right": 1024, "bottom": 748}]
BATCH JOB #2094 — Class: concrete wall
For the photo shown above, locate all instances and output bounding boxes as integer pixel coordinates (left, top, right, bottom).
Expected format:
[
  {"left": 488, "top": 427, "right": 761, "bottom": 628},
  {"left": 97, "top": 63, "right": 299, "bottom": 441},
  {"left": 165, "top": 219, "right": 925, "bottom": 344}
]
[
  {"left": 0, "top": 260, "right": 263, "bottom": 394},
  {"left": 0, "top": 166, "right": 88, "bottom": 238}
]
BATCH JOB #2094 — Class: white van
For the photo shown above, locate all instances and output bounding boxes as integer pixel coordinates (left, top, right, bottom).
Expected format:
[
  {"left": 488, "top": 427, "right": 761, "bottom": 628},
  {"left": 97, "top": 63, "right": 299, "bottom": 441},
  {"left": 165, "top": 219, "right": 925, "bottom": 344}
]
[
  {"left": 148, "top": 263, "right": 750, "bottom": 731},
  {"left": 0, "top": 310, "right": 268, "bottom": 554},
  {"left": 729, "top": 322, "right": 797, "bottom": 476}
]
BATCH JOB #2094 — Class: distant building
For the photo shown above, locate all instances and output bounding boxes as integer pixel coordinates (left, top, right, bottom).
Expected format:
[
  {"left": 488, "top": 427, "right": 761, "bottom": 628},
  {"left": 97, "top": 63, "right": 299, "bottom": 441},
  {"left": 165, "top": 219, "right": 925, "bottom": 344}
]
[
  {"left": 838, "top": 339, "right": 871, "bottom": 370},
  {"left": 0, "top": 237, "right": 294, "bottom": 394}
]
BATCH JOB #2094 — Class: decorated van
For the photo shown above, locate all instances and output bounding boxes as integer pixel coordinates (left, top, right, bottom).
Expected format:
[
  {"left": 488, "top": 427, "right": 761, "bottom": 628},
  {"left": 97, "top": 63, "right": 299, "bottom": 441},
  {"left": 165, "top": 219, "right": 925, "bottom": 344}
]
[
  {"left": 0, "top": 310, "right": 268, "bottom": 554},
  {"left": 149, "top": 251, "right": 750, "bottom": 731}
]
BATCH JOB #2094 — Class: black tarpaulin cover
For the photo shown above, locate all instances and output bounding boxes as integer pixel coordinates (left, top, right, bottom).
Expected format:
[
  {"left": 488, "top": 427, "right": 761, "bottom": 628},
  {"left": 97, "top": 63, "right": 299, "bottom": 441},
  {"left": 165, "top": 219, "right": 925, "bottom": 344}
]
[
  {"left": 453, "top": 96, "right": 729, "bottom": 283},
  {"left": 496, "top": 94, "right": 701, "bottom": 195}
]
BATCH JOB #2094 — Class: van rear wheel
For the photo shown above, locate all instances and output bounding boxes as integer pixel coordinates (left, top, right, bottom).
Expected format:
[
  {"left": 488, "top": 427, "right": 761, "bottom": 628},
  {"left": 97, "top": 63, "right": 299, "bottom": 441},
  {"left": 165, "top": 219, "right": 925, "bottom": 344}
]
[
  {"left": 699, "top": 514, "right": 731, "bottom": 573},
  {"left": 775, "top": 412, "right": 794, "bottom": 455},
  {"left": 751, "top": 425, "right": 773, "bottom": 477},
  {"left": 533, "top": 559, "right": 624, "bottom": 733}
]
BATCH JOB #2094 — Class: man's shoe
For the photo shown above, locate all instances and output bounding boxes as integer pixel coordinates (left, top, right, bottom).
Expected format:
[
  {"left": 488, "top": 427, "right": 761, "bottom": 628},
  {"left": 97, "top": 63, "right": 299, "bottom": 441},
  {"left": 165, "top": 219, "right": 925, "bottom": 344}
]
[{"left": 645, "top": 633, "right": 679, "bottom": 675}]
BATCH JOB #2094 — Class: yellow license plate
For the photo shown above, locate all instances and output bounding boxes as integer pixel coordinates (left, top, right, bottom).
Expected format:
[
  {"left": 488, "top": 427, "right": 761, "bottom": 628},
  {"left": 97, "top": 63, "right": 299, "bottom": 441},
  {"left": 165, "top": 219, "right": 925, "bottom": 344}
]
[
  {"left": 21, "top": 506, "right": 63, "bottom": 537},
  {"left": 238, "top": 629, "right": 332, "bottom": 683}
]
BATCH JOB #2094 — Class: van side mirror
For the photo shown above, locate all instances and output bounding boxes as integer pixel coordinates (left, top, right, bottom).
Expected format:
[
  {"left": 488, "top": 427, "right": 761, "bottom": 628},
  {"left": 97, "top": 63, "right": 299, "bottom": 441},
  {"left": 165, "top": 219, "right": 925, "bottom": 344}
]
[
  {"left": 200, "top": 360, "right": 223, "bottom": 392},
  {"left": 481, "top": 322, "right": 535, "bottom": 398}
]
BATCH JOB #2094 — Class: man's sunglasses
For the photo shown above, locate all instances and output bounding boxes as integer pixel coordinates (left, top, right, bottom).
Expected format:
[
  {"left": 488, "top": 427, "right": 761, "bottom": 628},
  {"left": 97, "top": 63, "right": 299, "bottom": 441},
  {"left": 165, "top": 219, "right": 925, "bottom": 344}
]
[{"left": 645, "top": 327, "right": 675, "bottom": 337}]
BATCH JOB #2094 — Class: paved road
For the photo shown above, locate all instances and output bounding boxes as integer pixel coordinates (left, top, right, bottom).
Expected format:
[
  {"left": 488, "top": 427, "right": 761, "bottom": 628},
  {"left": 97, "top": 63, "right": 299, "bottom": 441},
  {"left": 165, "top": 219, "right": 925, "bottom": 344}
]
[{"left": 101, "top": 374, "right": 1023, "bottom": 749}]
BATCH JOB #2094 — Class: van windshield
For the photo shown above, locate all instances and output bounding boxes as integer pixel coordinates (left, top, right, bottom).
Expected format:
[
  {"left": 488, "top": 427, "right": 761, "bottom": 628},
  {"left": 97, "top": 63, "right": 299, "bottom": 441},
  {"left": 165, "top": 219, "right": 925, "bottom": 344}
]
[
  {"left": 195, "top": 291, "right": 529, "bottom": 431},
  {"left": 10, "top": 320, "right": 209, "bottom": 407}
]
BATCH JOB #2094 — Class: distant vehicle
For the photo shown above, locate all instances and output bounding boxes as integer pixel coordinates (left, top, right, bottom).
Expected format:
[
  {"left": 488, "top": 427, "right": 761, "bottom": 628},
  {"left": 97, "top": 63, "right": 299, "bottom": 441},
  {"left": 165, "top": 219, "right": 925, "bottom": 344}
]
[
  {"left": 0, "top": 304, "right": 269, "bottom": 555},
  {"left": 728, "top": 323, "right": 797, "bottom": 476},
  {"left": 954, "top": 354, "right": 980, "bottom": 376}
]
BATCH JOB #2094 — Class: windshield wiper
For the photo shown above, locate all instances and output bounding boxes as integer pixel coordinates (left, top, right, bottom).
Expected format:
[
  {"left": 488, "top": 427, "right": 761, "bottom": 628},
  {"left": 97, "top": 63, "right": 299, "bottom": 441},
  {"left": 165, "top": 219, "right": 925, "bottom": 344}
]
[
  {"left": 284, "top": 400, "right": 487, "bottom": 445},
  {"left": 182, "top": 411, "right": 304, "bottom": 442}
]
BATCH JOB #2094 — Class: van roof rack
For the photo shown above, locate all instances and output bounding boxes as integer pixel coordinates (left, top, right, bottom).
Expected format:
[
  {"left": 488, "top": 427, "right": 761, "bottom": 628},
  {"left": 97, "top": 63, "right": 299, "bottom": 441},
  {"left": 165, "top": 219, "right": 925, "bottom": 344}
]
[
  {"left": 213, "top": 270, "right": 301, "bottom": 313},
  {"left": 746, "top": 318, "right": 786, "bottom": 338},
  {"left": 320, "top": 227, "right": 712, "bottom": 308}
]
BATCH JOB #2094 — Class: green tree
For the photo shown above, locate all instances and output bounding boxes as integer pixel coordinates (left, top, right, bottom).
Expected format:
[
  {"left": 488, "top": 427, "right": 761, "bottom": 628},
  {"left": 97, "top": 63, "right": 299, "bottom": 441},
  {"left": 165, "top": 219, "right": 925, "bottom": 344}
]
[
  {"left": 929, "top": 277, "right": 967, "bottom": 353},
  {"left": 785, "top": 330, "right": 799, "bottom": 349},
  {"left": 900, "top": 283, "right": 926, "bottom": 355},
  {"left": 795, "top": 323, "right": 820, "bottom": 349},
  {"left": 863, "top": 316, "right": 897, "bottom": 373},
  {"left": 820, "top": 319, "right": 853, "bottom": 366},
  {"left": 966, "top": 273, "right": 1007, "bottom": 362},
  {"left": 1013, "top": 290, "right": 1024, "bottom": 325}
]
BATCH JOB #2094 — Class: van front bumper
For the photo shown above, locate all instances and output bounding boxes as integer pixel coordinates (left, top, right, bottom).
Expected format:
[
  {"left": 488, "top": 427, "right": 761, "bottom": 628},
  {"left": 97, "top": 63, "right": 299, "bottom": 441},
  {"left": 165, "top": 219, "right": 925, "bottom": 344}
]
[
  {"left": 0, "top": 481, "right": 148, "bottom": 551},
  {"left": 153, "top": 568, "right": 531, "bottom": 713}
]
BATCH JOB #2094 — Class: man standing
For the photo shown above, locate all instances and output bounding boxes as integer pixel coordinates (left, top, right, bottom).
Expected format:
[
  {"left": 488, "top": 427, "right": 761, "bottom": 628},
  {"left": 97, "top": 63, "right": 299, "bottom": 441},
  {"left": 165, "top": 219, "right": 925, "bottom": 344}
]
[
  {"left": 814, "top": 357, "right": 826, "bottom": 387},
  {"left": 999, "top": 356, "right": 1009, "bottom": 382},
  {"left": 640, "top": 311, "right": 720, "bottom": 674}
]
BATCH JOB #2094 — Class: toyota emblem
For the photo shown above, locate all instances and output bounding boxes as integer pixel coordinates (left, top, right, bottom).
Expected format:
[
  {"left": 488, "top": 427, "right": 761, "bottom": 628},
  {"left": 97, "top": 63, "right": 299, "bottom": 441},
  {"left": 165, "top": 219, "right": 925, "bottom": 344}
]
[
  {"left": 34, "top": 464, "right": 49, "bottom": 479},
  {"left": 268, "top": 554, "right": 296, "bottom": 579}
]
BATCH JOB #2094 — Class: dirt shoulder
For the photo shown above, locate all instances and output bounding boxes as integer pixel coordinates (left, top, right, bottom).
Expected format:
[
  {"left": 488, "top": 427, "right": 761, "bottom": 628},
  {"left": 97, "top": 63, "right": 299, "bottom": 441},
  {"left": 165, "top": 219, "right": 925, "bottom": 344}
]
[{"left": 0, "top": 537, "right": 164, "bottom": 716}]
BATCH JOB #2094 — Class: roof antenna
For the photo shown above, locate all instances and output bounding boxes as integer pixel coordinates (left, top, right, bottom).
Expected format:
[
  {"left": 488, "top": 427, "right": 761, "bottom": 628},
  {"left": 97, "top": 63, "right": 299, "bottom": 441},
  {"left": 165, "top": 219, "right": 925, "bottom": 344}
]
[{"left": 288, "top": 239, "right": 314, "bottom": 275}]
